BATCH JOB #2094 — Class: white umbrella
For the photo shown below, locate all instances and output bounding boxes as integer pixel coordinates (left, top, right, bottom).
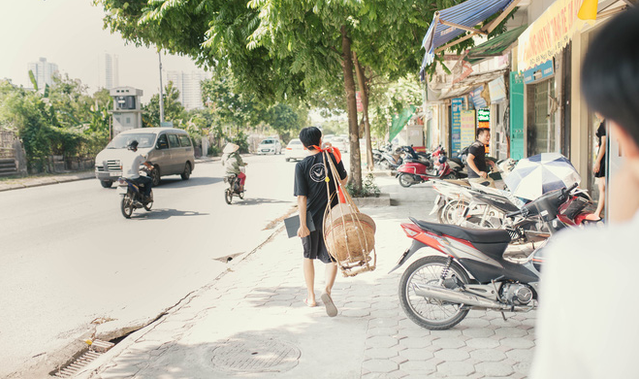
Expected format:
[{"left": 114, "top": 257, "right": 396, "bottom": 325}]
[{"left": 504, "top": 153, "right": 581, "bottom": 200}]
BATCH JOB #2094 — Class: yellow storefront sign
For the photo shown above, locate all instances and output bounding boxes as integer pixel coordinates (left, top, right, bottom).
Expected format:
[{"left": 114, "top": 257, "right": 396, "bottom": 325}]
[{"left": 517, "top": 0, "right": 591, "bottom": 71}]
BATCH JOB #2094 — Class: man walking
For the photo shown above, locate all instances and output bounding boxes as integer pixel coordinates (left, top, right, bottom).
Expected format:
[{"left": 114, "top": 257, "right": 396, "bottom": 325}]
[{"left": 294, "top": 127, "right": 347, "bottom": 317}]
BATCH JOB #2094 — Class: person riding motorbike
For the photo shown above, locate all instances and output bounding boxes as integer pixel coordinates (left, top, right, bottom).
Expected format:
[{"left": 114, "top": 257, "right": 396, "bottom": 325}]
[
  {"left": 122, "top": 140, "right": 153, "bottom": 201},
  {"left": 221, "top": 143, "right": 247, "bottom": 192}
]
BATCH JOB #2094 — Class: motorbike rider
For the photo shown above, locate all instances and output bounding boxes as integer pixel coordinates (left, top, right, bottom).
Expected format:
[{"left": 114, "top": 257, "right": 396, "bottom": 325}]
[
  {"left": 122, "top": 140, "right": 154, "bottom": 201},
  {"left": 466, "top": 128, "right": 497, "bottom": 188},
  {"left": 221, "top": 143, "right": 247, "bottom": 192}
]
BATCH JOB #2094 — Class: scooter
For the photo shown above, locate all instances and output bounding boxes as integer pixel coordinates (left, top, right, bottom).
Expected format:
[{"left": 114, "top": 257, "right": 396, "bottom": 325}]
[
  {"left": 389, "top": 184, "right": 579, "bottom": 330},
  {"left": 224, "top": 170, "right": 245, "bottom": 204},
  {"left": 117, "top": 176, "right": 153, "bottom": 218},
  {"left": 397, "top": 148, "right": 457, "bottom": 187}
]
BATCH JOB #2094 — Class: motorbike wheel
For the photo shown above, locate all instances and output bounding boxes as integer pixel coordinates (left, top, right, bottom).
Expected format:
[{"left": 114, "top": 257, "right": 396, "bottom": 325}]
[
  {"left": 238, "top": 191, "right": 244, "bottom": 199},
  {"left": 121, "top": 194, "right": 134, "bottom": 218},
  {"left": 399, "top": 255, "right": 470, "bottom": 330},
  {"left": 442, "top": 172, "right": 458, "bottom": 180},
  {"left": 441, "top": 200, "right": 469, "bottom": 225},
  {"left": 379, "top": 160, "right": 391, "bottom": 171},
  {"left": 225, "top": 188, "right": 233, "bottom": 204},
  {"left": 144, "top": 190, "right": 154, "bottom": 211},
  {"left": 398, "top": 173, "right": 414, "bottom": 188}
]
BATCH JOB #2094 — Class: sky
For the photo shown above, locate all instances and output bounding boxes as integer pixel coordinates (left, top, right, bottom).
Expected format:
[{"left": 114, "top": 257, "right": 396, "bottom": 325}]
[{"left": 0, "top": 0, "right": 204, "bottom": 103}]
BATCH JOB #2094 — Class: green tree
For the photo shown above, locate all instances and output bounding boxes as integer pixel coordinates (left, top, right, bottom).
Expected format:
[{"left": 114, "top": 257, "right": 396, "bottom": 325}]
[
  {"left": 266, "top": 103, "right": 308, "bottom": 143},
  {"left": 143, "top": 81, "right": 186, "bottom": 127}
]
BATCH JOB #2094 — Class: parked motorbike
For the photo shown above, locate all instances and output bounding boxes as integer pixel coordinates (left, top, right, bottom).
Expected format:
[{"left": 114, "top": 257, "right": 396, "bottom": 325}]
[
  {"left": 117, "top": 176, "right": 153, "bottom": 218},
  {"left": 376, "top": 146, "right": 403, "bottom": 170},
  {"left": 389, "top": 184, "right": 581, "bottom": 330},
  {"left": 224, "top": 170, "right": 245, "bottom": 204},
  {"left": 397, "top": 146, "right": 457, "bottom": 187}
]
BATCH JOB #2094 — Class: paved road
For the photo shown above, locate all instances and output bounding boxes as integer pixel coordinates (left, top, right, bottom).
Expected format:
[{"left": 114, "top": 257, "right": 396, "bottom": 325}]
[{"left": 0, "top": 154, "right": 297, "bottom": 378}]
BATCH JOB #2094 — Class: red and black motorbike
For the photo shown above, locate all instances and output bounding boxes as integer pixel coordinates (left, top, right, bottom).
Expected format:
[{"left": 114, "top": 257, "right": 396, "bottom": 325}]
[
  {"left": 389, "top": 184, "right": 582, "bottom": 330},
  {"left": 396, "top": 146, "right": 458, "bottom": 187}
]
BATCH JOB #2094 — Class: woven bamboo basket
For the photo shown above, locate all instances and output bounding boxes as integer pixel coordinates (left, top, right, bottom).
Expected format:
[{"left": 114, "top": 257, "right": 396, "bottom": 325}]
[
  {"left": 324, "top": 204, "right": 376, "bottom": 262},
  {"left": 321, "top": 151, "right": 377, "bottom": 277}
]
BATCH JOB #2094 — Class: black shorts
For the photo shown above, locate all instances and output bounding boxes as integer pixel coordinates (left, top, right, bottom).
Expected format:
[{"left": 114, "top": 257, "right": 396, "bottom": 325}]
[
  {"left": 595, "top": 159, "right": 606, "bottom": 178},
  {"left": 301, "top": 230, "right": 335, "bottom": 264}
]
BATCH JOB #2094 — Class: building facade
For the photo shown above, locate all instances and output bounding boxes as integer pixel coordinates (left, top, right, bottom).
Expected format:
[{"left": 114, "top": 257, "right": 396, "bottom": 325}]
[
  {"left": 98, "top": 53, "right": 120, "bottom": 90},
  {"left": 27, "top": 57, "right": 59, "bottom": 90},
  {"left": 165, "top": 70, "right": 206, "bottom": 111}
]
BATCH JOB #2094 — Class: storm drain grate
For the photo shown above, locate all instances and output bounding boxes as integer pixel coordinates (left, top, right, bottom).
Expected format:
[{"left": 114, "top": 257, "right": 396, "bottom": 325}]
[
  {"left": 50, "top": 339, "right": 115, "bottom": 378},
  {"left": 211, "top": 336, "right": 300, "bottom": 373}
]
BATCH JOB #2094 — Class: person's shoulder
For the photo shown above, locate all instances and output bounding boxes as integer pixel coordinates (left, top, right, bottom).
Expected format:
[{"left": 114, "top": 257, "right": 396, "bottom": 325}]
[{"left": 471, "top": 141, "right": 483, "bottom": 148}]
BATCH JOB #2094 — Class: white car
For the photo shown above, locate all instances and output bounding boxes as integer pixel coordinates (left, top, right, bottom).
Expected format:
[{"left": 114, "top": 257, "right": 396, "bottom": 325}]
[
  {"left": 257, "top": 138, "right": 282, "bottom": 155},
  {"left": 285, "top": 139, "right": 308, "bottom": 162},
  {"left": 332, "top": 136, "right": 349, "bottom": 153}
]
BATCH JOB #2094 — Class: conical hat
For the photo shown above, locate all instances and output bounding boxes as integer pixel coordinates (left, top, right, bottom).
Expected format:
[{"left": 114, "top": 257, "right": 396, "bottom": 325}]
[{"left": 223, "top": 143, "right": 239, "bottom": 154}]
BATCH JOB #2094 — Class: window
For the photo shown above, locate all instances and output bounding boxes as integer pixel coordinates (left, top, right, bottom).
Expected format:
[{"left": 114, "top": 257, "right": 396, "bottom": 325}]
[
  {"left": 156, "top": 134, "right": 169, "bottom": 149},
  {"left": 178, "top": 134, "right": 192, "bottom": 147},
  {"left": 168, "top": 134, "right": 180, "bottom": 148}
]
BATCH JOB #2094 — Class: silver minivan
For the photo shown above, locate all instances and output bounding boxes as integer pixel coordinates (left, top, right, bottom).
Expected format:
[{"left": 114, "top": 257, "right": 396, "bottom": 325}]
[{"left": 94, "top": 127, "right": 195, "bottom": 188}]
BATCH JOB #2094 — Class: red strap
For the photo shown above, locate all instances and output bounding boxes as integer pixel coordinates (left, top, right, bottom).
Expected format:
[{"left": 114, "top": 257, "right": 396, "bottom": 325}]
[{"left": 310, "top": 145, "right": 342, "bottom": 164}]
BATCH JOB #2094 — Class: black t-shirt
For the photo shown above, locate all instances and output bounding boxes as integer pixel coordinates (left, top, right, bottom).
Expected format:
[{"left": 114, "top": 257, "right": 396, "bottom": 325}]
[
  {"left": 467, "top": 140, "right": 487, "bottom": 179},
  {"left": 596, "top": 122, "right": 606, "bottom": 156},
  {"left": 294, "top": 152, "right": 347, "bottom": 228}
]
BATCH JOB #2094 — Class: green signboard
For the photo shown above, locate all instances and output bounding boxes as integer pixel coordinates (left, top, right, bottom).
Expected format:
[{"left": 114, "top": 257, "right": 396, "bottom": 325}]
[
  {"left": 477, "top": 108, "right": 490, "bottom": 122},
  {"left": 509, "top": 72, "right": 525, "bottom": 160}
]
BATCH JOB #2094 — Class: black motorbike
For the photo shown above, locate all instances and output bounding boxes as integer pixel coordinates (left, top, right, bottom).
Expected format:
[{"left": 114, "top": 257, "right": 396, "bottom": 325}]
[
  {"left": 389, "top": 184, "right": 579, "bottom": 330},
  {"left": 224, "top": 173, "right": 245, "bottom": 204},
  {"left": 117, "top": 177, "right": 153, "bottom": 218}
]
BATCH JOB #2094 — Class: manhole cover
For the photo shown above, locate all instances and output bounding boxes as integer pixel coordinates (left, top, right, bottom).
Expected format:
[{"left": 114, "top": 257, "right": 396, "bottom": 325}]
[{"left": 211, "top": 336, "right": 300, "bottom": 373}]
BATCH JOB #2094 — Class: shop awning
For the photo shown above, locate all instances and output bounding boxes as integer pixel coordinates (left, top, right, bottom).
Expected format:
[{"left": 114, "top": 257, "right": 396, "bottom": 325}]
[
  {"left": 420, "top": 0, "right": 520, "bottom": 72},
  {"left": 465, "top": 25, "right": 527, "bottom": 64},
  {"left": 517, "top": 0, "right": 628, "bottom": 71}
]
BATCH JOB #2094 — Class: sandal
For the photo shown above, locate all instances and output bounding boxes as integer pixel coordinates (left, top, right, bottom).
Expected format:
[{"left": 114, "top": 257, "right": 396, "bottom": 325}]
[{"left": 320, "top": 292, "right": 338, "bottom": 317}]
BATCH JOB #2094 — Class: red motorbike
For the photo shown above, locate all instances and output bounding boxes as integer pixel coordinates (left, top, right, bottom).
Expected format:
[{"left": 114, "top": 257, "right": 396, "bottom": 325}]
[{"left": 397, "top": 146, "right": 457, "bottom": 187}]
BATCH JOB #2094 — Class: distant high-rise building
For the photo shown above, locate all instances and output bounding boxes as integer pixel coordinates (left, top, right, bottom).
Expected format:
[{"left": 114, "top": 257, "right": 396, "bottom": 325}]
[
  {"left": 27, "top": 57, "right": 59, "bottom": 90},
  {"left": 165, "top": 70, "right": 207, "bottom": 111},
  {"left": 98, "top": 53, "right": 120, "bottom": 90}
]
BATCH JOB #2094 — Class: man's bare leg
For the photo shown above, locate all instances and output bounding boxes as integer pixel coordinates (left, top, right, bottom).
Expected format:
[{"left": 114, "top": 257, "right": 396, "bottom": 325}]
[
  {"left": 321, "top": 262, "right": 339, "bottom": 317},
  {"left": 303, "top": 258, "right": 317, "bottom": 306},
  {"left": 324, "top": 262, "right": 338, "bottom": 295}
]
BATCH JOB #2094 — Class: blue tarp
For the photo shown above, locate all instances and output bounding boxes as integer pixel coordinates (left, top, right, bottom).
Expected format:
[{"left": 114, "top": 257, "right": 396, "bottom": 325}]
[{"left": 420, "top": 0, "right": 514, "bottom": 73}]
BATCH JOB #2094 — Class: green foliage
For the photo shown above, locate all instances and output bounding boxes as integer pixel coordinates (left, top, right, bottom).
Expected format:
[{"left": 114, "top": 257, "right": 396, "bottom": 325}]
[
  {"left": 230, "top": 130, "right": 249, "bottom": 153},
  {"left": 346, "top": 173, "right": 381, "bottom": 198},
  {"left": 143, "top": 81, "right": 186, "bottom": 127},
  {"left": 0, "top": 77, "right": 112, "bottom": 173}
]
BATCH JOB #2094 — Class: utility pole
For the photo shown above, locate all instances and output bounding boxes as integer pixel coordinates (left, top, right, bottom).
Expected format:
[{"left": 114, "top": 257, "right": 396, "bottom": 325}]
[{"left": 158, "top": 51, "right": 165, "bottom": 124}]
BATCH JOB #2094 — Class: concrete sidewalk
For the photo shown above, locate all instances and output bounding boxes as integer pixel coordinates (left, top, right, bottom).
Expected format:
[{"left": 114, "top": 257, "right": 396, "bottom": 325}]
[{"left": 73, "top": 179, "right": 536, "bottom": 379}]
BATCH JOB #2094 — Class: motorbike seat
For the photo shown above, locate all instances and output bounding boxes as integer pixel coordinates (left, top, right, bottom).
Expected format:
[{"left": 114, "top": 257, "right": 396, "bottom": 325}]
[{"left": 410, "top": 217, "right": 511, "bottom": 244}]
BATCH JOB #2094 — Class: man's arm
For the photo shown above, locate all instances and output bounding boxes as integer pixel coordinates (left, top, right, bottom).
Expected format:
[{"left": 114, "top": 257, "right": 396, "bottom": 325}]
[
  {"left": 467, "top": 154, "right": 487, "bottom": 178},
  {"left": 297, "top": 196, "right": 310, "bottom": 238}
]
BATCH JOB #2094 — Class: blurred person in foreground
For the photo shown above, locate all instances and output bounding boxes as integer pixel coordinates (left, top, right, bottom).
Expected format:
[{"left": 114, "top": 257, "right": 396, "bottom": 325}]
[{"left": 530, "top": 7, "right": 639, "bottom": 379}]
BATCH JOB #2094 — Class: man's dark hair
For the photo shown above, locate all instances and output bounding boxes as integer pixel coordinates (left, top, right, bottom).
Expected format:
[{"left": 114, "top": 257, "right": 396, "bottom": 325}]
[
  {"left": 582, "top": 6, "right": 639, "bottom": 146},
  {"left": 476, "top": 128, "right": 489, "bottom": 139},
  {"left": 299, "top": 127, "right": 322, "bottom": 150}
]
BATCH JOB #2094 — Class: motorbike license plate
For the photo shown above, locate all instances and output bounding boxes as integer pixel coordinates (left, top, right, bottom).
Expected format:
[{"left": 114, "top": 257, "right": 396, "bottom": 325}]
[
  {"left": 117, "top": 186, "right": 128, "bottom": 195},
  {"left": 429, "top": 195, "right": 441, "bottom": 215}
]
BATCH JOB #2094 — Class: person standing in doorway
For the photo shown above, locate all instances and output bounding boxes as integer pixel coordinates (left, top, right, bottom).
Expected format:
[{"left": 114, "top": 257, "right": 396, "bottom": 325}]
[
  {"left": 294, "top": 127, "right": 347, "bottom": 317},
  {"left": 530, "top": 7, "right": 639, "bottom": 378},
  {"left": 466, "top": 128, "right": 497, "bottom": 188},
  {"left": 593, "top": 116, "right": 606, "bottom": 220}
]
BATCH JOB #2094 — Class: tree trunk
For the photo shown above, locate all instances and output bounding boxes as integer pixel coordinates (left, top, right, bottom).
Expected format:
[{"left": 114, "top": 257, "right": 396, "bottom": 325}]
[
  {"left": 340, "top": 25, "right": 362, "bottom": 191},
  {"left": 353, "top": 52, "right": 374, "bottom": 172}
]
